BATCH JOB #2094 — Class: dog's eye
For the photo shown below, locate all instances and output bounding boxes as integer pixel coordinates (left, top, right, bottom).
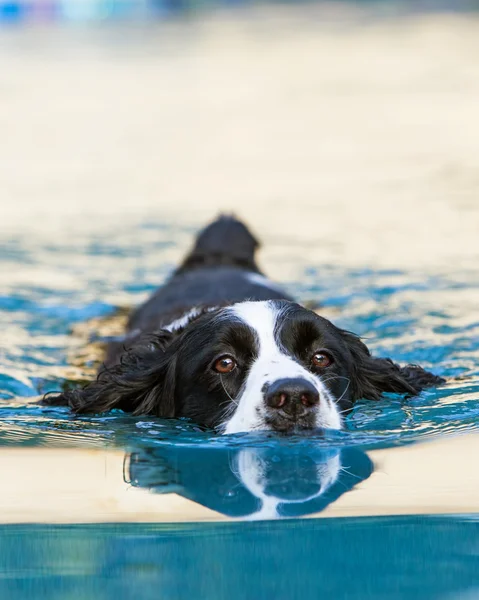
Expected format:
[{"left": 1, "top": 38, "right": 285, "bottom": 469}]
[
  {"left": 213, "top": 355, "right": 237, "bottom": 374},
  {"left": 311, "top": 351, "right": 333, "bottom": 368}
]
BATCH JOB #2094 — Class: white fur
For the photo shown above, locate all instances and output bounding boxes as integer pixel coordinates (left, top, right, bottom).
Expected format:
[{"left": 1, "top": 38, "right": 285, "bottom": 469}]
[
  {"left": 165, "top": 306, "right": 218, "bottom": 332},
  {"left": 223, "top": 301, "right": 342, "bottom": 434},
  {"left": 165, "top": 308, "right": 203, "bottom": 332}
]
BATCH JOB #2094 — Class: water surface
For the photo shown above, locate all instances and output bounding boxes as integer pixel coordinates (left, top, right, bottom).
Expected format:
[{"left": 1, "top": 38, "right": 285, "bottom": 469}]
[{"left": 1, "top": 11, "right": 479, "bottom": 597}]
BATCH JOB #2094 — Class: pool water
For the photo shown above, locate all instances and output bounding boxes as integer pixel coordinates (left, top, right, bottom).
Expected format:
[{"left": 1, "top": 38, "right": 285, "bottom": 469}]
[
  {"left": 1, "top": 11, "right": 479, "bottom": 598},
  {"left": 1, "top": 217, "right": 478, "bottom": 449},
  {"left": 1, "top": 214, "right": 478, "bottom": 597},
  {"left": 1, "top": 517, "right": 479, "bottom": 600}
]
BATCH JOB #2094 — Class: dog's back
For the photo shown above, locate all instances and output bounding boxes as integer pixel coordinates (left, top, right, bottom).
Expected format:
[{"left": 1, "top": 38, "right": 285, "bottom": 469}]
[
  {"left": 174, "top": 215, "right": 261, "bottom": 274},
  {"left": 104, "top": 216, "right": 291, "bottom": 365}
]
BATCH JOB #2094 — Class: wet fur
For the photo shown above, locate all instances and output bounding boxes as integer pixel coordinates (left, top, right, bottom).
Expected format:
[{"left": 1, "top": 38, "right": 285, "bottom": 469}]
[
  {"left": 45, "top": 216, "right": 445, "bottom": 427},
  {"left": 46, "top": 312, "right": 444, "bottom": 421}
]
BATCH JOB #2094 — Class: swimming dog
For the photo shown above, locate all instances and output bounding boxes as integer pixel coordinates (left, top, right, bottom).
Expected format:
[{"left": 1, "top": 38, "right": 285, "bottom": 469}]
[{"left": 46, "top": 216, "right": 444, "bottom": 433}]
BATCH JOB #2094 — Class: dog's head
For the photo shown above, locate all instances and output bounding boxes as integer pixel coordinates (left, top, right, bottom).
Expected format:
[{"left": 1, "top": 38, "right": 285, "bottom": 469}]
[{"left": 53, "top": 300, "right": 444, "bottom": 433}]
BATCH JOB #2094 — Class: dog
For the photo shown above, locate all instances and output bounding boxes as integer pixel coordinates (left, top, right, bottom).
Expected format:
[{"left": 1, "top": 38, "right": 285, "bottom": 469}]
[{"left": 46, "top": 216, "right": 444, "bottom": 433}]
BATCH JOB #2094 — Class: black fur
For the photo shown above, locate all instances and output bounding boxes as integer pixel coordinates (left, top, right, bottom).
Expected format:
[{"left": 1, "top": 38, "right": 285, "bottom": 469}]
[
  {"left": 174, "top": 215, "right": 261, "bottom": 275},
  {"left": 104, "top": 215, "right": 291, "bottom": 366},
  {"left": 44, "top": 216, "right": 445, "bottom": 429},
  {"left": 49, "top": 308, "right": 258, "bottom": 429},
  {"left": 52, "top": 332, "right": 177, "bottom": 417},
  {"left": 46, "top": 302, "right": 445, "bottom": 428},
  {"left": 337, "top": 330, "right": 445, "bottom": 402}
]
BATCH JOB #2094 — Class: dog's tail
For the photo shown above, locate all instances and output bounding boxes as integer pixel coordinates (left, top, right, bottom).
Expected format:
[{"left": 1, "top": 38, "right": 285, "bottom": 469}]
[{"left": 175, "top": 215, "right": 261, "bottom": 275}]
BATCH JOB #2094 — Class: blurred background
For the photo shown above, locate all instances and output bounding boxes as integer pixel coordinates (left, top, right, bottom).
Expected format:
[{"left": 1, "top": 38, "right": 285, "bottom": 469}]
[
  {"left": 0, "top": 0, "right": 479, "bottom": 21},
  {"left": 1, "top": 0, "right": 478, "bottom": 274},
  {"left": 0, "top": 0, "right": 478, "bottom": 403}
]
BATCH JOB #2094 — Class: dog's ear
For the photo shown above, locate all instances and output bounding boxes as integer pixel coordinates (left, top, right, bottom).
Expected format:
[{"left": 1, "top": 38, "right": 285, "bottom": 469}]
[
  {"left": 339, "top": 329, "right": 445, "bottom": 402},
  {"left": 44, "top": 331, "right": 178, "bottom": 417}
]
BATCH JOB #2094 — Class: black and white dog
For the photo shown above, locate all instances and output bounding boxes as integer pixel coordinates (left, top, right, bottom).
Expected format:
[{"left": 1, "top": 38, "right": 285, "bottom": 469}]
[{"left": 47, "top": 216, "right": 444, "bottom": 434}]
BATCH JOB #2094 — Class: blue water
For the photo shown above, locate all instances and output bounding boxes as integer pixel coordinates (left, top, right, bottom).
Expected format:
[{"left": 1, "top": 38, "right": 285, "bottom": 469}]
[
  {"left": 1, "top": 218, "right": 478, "bottom": 449},
  {"left": 1, "top": 217, "right": 478, "bottom": 597},
  {"left": 0, "top": 517, "right": 478, "bottom": 600}
]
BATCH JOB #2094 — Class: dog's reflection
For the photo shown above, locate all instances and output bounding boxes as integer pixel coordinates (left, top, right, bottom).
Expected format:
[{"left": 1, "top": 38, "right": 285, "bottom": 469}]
[{"left": 126, "top": 444, "right": 373, "bottom": 519}]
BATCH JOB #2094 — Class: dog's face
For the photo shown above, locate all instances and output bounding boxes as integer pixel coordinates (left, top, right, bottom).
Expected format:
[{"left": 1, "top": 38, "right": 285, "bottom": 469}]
[
  {"left": 170, "top": 301, "right": 354, "bottom": 433},
  {"left": 56, "top": 299, "right": 444, "bottom": 432}
]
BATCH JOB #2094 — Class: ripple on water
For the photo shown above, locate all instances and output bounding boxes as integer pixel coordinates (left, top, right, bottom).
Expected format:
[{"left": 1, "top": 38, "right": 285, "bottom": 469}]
[{"left": 0, "top": 220, "right": 478, "bottom": 453}]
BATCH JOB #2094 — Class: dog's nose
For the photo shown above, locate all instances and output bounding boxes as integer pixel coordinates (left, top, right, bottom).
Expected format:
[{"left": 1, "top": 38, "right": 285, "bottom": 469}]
[{"left": 265, "top": 378, "right": 319, "bottom": 413}]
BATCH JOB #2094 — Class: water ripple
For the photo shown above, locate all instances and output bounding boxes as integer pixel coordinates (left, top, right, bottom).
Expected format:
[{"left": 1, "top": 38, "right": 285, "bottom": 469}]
[{"left": 0, "top": 219, "right": 478, "bottom": 452}]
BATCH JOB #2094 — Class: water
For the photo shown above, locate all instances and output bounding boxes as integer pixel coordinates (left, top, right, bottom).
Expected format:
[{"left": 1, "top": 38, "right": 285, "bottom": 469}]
[
  {"left": 1, "top": 216, "right": 478, "bottom": 515},
  {"left": 1, "top": 197, "right": 479, "bottom": 600},
  {"left": 1, "top": 11, "right": 479, "bottom": 597},
  {"left": 1, "top": 517, "right": 478, "bottom": 600},
  {"left": 1, "top": 218, "right": 478, "bottom": 449}
]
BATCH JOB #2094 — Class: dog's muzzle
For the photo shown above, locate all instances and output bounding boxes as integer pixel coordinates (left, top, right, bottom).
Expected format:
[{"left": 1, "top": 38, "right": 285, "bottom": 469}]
[{"left": 263, "top": 378, "right": 319, "bottom": 432}]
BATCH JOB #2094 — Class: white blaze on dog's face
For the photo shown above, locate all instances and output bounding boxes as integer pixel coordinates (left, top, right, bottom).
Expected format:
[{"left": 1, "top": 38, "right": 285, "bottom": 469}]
[
  {"left": 222, "top": 302, "right": 341, "bottom": 433},
  {"left": 157, "top": 300, "right": 357, "bottom": 433}
]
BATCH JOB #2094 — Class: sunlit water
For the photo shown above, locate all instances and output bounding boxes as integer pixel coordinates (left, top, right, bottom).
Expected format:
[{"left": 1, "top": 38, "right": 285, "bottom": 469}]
[
  {"left": 1, "top": 218, "right": 478, "bottom": 451},
  {"left": 1, "top": 11, "right": 479, "bottom": 597},
  {"left": 1, "top": 215, "right": 478, "bottom": 594}
]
